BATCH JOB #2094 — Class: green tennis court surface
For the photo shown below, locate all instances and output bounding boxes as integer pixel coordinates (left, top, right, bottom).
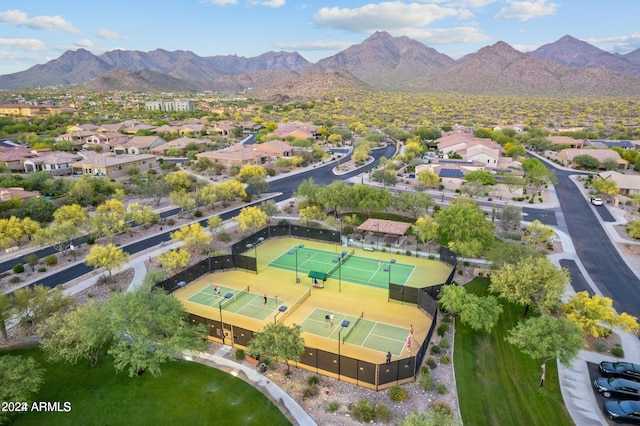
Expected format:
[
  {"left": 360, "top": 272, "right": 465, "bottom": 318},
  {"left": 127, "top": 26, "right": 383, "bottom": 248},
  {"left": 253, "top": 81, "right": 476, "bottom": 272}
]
[
  {"left": 267, "top": 246, "right": 415, "bottom": 288},
  {"left": 301, "top": 309, "right": 410, "bottom": 356},
  {"left": 187, "top": 284, "right": 285, "bottom": 321}
]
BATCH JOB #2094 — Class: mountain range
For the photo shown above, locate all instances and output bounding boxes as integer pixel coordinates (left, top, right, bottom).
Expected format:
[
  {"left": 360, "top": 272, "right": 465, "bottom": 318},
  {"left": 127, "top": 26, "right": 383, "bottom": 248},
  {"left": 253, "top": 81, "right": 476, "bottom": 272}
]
[{"left": 1, "top": 32, "right": 640, "bottom": 97}]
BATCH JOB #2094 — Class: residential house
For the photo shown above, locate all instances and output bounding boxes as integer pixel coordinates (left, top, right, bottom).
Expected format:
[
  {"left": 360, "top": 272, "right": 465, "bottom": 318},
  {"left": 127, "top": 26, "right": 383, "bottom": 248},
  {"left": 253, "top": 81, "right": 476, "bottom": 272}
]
[
  {"left": 599, "top": 170, "right": 640, "bottom": 197},
  {"left": 114, "top": 136, "right": 166, "bottom": 155},
  {"left": 0, "top": 103, "right": 63, "bottom": 117},
  {"left": 121, "top": 124, "right": 156, "bottom": 134},
  {"left": 253, "top": 140, "right": 295, "bottom": 160},
  {"left": 557, "top": 148, "right": 629, "bottom": 169},
  {"left": 436, "top": 133, "right": 479, "bottom": 155},
  {"left": 24, "top": 151, "right": 82, "bottom": 175},
  {"left": 71, "top": 152, "right": 159, "bottom": 179},
  {"left": 59, "top": 130, "right": 100, "bottom": 148},
  {"left": 0, "top": 146, "right": 37, "bottom": 171},
  {"left": 150, "top": 137, "right": 207, "bottom": 156},
  {"left": 0, "top": 187, "right": 40, "bottom": 203},
  {"left": 548, "top": 136, "right": 584, "bottom": 149},
  {"left": 587, "top": 140, "right": 635, "bottom": 150},
  {"left": 196, "top": 144, "right": 268, "bottom": 166},
  {"left": 209, "top": 122, "right": 236, "bottom": 136},
  {"left": 178, "top": 123, "right": 206, "bottom": 135},
  {"left": 463, "top": 140, "right": 502, "bottom": 166}
]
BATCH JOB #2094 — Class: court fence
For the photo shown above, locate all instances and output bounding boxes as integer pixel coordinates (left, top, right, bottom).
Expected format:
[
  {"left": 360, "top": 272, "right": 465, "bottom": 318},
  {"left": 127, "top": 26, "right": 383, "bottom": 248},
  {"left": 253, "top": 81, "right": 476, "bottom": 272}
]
[
  {"left": 231, "top": 224, "right": 341, "bottom": 255},
  {"left": 164, "top": 232, "right": 455, "bottom": 390}
]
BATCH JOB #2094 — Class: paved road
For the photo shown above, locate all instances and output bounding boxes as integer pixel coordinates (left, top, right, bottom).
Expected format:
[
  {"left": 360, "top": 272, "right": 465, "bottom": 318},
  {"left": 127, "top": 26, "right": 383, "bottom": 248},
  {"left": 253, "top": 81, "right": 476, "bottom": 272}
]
[
  {"left": 547, "top": 162, "right": 640, "bottom": 319},
  {"left": 14, "top": 144, "right": 396, "bottom": 291}
]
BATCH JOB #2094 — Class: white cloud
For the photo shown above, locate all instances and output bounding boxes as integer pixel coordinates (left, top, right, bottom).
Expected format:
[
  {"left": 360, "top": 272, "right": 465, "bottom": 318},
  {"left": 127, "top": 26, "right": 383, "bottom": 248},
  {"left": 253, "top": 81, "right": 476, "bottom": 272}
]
[
  {"left": 586, "top": 33, "right": 640, "bottom": 54},
  {"left": 207, "top": 0, "right": 238, "bottom": 4},
  {"left": 75, "top": 39, "right": 93, "bottom": 48},
  {"left": 402, "top": 26, "right": 492, "bottom": 45},
  {"left": 0, "top": 9, "right": 79, "bottom": 33},
  {"left": 274, "top": 40, "right": 354, "bottom": 51},
  {"left": 315, "top": 2, "right": 460, "bottom": 33},
  {"left": 260, "top": 0, "right": 285, "bottom": 6},
  {"left": 96, "top": 29, "right": 126, "bottom": 40},
  {"left": 494, "top": 0, "right": 558, "bottom": 21},
  {"left": 0, "top": 38, "right": 47, "bottom": 52}
]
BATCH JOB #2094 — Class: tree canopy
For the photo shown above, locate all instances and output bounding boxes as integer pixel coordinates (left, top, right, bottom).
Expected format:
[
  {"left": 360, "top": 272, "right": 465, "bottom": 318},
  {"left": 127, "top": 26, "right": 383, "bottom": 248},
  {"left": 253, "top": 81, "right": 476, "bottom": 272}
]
[{"left": 489, "top": 256, "right": 569, "bottom": 316}]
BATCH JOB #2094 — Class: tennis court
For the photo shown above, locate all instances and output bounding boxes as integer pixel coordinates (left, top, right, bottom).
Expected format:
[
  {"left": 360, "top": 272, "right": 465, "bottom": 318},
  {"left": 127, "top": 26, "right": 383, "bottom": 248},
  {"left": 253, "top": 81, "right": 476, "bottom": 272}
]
[
  {"left": 301, "top": 308, "right": 411, "bottom": 356},
  {"left": 268, "top": 246, "right": 415, "bottom": 288},
  {"left": 187, "top": 284, "right": 285, "bottom": 321}
]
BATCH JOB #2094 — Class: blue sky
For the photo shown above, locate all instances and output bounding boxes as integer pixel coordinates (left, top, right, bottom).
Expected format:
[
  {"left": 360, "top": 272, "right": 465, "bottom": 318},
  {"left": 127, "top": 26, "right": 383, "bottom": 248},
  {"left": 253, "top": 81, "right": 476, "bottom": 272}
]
[{"left": 1, "top": 0, "right": 639, "bottom": 75}]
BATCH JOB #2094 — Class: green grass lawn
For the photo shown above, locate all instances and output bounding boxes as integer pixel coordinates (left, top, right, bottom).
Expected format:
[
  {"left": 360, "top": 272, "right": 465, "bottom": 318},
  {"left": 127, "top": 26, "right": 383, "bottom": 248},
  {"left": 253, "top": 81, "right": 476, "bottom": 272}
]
[
  {"left": 454, "top": 278, "right": 572, "bottom": 426},
  {"left": 4, "top": 346, "right": 291, "bottom": 426}
]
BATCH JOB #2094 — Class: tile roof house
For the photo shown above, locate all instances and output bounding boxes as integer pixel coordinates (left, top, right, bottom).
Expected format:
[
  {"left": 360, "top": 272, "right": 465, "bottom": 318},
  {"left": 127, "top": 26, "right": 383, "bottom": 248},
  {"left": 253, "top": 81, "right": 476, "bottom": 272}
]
[
  {"left": 71, "top": 152, "right": 159, "bottom": 179},
  {"left": 210, "top": 122, "right": 236, "bottom": 136},
  {"left": 114, "top": 136, "right": 166, "bottom": 155},
  {"left": 557, "top": 148, "right": 629, "bottom": 169},
  {"left": 196, "top": 144, "right": 268, "bottom": 166},
  {"left": 150, "top": 137, "right": 207, "bottom": 156},
  {"left": 0, "top": 146, "right": 37, "bottom": 171},
  {"left": 0, "top": 187, "right": 40, "bottom": 203},
  {"left": 463, "top": 140, "right": 502, "bottom": 166},
  {"left": 436, "top": 133, "right": 479, "bottom": 154},
  {"left": 548, "top": 136, "right": 584, "bottom": 149},
  {"left": 23, "top": 151, "right": 82, "bottom": 175},
  {"left": 253, "top": 140, "right": 294, "bottom": 159},
  {"left": 599, "top": 170, "right": 640, "bottom": 197}
]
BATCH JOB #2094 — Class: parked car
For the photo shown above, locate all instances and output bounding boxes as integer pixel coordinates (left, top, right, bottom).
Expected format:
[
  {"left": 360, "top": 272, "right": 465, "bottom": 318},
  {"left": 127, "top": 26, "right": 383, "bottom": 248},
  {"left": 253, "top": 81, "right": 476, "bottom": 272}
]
[
  {"left": 594, "top": 377, "right": 640, "bottom": 399},
  {"left": 590, "top": 197, "right": 603, "bottom": 206},
  {"left": 600, "top": 362, "right": 640, "bottom": 382},
  {"left": 603, "top": 399, "right": 640, "bottom": 424}
]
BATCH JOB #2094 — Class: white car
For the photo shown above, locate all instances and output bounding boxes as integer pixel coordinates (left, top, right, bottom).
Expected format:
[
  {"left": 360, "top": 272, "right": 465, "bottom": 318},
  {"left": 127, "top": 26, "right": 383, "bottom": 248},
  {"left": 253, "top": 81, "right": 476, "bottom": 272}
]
[{"left": 590, "top": 197, "right": 603, "bottom": 206}]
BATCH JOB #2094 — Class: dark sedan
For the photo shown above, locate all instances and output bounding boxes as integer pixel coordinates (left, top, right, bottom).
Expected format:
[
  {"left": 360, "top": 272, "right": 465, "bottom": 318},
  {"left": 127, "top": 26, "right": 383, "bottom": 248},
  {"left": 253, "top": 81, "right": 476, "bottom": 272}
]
[
  {"left": 594, "top": 377, "right": 640, "bottom": 399},
  {"left": 600, "top": 362, "right": 640, "bottom": 382},
  {"left": 603, "top": 399, "right": 640, "bottom": 424}
]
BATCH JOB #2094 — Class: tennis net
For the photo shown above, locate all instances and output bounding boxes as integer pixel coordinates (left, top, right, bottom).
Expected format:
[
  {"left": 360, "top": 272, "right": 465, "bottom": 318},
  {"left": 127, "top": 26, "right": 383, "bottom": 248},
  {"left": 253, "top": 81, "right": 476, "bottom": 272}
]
[
  {"left": 343, "top": 311, "right": 364, "bottom": 344},
  {"left": 327, "top": 248, "right": 356, "bottom": 278},
  {"left": 219, "top": 286, "right": 250, "bottom": 310}
]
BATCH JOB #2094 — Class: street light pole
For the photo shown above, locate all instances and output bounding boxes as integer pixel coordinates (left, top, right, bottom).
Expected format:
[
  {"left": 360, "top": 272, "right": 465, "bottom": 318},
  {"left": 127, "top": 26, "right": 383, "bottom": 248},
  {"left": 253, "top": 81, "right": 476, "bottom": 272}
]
[
  {"left": 246, "top": 236, "right": 264, "bottom": 275},
  {"left": 219, "top": 292, "right": 233, "bottom": 345},
  {"left": 287, "top": 244, "right": 305, "bottom": 283},
  {"left": 337, "top": 320, "right": 350, "bottom": 381},
  {"left": 274, "top": 305, "right": 288, "bottom": 324}
]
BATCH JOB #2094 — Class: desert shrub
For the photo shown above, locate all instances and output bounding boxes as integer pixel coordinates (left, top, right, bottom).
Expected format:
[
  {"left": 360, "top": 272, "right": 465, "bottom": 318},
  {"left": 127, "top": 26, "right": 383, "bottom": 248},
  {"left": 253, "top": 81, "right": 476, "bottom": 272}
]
[
  {"left": 437, "top": 324, "right": 449, "bottom": 337},
  {"left": 432, "top": 402, "right": 454, "bottom": 417},
  {"left": 194, "top": 210, "right": 203, "bottom": 218},
  {"left": 430, "top": 345, "right": 442, "bottom": 355},
  {"left": 44, "top": 255, "right": 58, "bottom": 266},
  {"left": 9, "top": 276, "right": 21, "bottom": 283},
  {"left": 350, "top": 398, "right": 375, "bottom": 422},
  {"left": 303, "top": 384, "right": 319, "bottom": 398},
  {"left": 439, "top": 354, "right": 451, "bottom": 364},
  {"left": 594, "top": 341, "right": 608, "bottom": 353},
  {"left": 426, "top": 357, "right": 438, "bottom": 370},
  {"left": 388, "top": 385, "right": 407, "bottom": 402},
  {"left": 167, "top": 218, "right": 175, "bottom": 226},
  {"left": 217, "top": 231, "right": 231, "bottom": 242},
  {"left": 37, "top": 267, "right": 47, "bottom": 273},
  {"left": 437, "top": 383, "right": 447, "bottom": 394},
  {"left": 13, "top": 263, "right": 24, "bottom": 273},
  {"left": 418, "top": 371, "right": 436, "bottom": 391},
  {"left": 328, "top": 401, "right": 339, "bottom": 412},
  {"left": 441, "top": 316, "right": 451, "bottom": 323},
  {"left": 375, "top": 403, "right": 393, "bottom": 422},
  {"left": 86, "top": 236, "right": 95, "bottom": 244},
  {"left": 234, "top": 349, "right": 245, "bottom": 360},
  {"left": 612, "top": 346, "right": 625, "bottom": 358},
  {"left": 440, "top": 338, "right": 450, "bottom": 349},
  {"left": 308, "top": 375, "right": 319, "bottom": 386}
]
